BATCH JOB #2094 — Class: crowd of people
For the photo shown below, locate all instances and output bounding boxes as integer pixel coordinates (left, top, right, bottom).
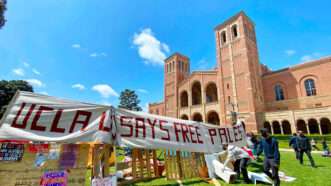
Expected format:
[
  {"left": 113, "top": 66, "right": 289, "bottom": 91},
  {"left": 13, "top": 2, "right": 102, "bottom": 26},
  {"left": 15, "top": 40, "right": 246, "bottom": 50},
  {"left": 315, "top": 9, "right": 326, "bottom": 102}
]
[{"left": 219, "top": 127, "right": 330, "bottom": 186}]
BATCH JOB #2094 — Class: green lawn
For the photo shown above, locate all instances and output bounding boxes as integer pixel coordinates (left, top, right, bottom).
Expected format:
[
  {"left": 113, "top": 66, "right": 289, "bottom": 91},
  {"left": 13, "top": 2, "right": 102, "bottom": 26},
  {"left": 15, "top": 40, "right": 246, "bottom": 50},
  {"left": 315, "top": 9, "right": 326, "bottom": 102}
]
[{"left": 130, "top": 151, "right": 331, "bottom": 186}]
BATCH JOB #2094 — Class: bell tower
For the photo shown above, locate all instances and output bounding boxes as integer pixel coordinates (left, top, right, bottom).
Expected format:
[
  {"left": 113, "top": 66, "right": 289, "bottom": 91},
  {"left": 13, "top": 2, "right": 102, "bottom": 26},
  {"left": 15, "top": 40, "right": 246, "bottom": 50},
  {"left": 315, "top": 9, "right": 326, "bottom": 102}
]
[
  {"left": 215, "top": 11, "right": 264, "bottom": 132},
  {"left": 164, "top": 53, "right": 190, "bottom": 118}
]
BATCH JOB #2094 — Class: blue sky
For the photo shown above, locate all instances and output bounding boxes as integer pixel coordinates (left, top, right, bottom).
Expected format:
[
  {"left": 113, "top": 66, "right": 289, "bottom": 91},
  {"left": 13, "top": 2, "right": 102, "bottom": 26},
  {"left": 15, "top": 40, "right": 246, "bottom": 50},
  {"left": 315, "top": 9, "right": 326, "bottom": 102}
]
[{"left": 1, "top": 0, "right": 331, "bottom": 111}]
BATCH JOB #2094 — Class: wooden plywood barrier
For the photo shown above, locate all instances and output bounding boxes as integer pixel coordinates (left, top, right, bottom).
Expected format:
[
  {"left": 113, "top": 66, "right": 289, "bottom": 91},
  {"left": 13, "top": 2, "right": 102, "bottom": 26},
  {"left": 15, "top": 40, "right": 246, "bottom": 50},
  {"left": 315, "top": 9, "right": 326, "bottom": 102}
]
[
  {"left": 131, "top": 148, "right": 159, "bottom": 179},
  {"left": 165, "top": 150, "right": 206, "bottom": 180}
]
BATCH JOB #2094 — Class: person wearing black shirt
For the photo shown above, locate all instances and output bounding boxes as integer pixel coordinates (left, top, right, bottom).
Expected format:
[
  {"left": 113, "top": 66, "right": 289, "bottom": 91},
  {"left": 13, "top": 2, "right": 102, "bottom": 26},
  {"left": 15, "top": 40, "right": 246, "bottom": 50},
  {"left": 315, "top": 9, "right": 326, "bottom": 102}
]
[
  {"left": 296, "top": 130, "right": 316, "bottom": 167},
  {"left": 289, "top": 133, "right": 299, "bottom": 160},
  {"left": 257, "top": 128, "right": 280, "bottom": 186}
]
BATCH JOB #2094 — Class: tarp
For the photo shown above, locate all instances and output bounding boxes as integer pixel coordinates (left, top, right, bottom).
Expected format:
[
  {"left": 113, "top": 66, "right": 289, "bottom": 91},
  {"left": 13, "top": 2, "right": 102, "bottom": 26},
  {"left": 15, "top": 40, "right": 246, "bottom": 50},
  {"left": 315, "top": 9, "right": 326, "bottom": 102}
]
[{"left": 0, "top": 91, "right": 246, "bottom": 153}]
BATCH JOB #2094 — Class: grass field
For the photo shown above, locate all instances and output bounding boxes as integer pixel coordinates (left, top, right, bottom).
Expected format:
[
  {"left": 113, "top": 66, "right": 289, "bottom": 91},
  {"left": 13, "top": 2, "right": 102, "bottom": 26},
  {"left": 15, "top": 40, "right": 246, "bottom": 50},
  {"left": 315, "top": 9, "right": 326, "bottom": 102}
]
[{"left": 129, "top": 151, "right": 331, "bottom": 186}]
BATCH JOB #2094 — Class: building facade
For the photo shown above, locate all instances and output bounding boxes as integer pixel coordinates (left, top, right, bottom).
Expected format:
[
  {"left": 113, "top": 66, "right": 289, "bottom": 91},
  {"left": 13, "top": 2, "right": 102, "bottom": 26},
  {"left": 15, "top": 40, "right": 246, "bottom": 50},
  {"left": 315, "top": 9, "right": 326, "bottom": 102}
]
[{"left": 149, "top": 11, "right": 331, "bottom": 135}]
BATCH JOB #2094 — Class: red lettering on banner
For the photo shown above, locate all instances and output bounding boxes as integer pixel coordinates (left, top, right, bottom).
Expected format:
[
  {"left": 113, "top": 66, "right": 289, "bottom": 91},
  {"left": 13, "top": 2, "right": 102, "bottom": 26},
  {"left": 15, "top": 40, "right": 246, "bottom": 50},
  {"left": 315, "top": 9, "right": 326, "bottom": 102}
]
[
  {"left": 218, "top": 128, "right": 228, "bottom": 143},
  {"left": 159, "top": 120, "right": 170, "bottom": 141},
  {"left": 135, "top": 117, "right": 146, "bottom": 138},
  {"left": 226, "top": 128, "right": 234, "bottom": 143},
  {"left": 147, "top": 118, "right": 156, "bottom": 139},
  {"left": 208, "top": 128, "right": 217, "bottom": 144},
  {"left": 98, "top": 112, "right": 110, "bottom": 132},
  {"left": 69, "top": 110, "right": 91, "bottom": 133},
  {"left": 120, "top": 116, "right": 133, "bottom": 137},
  {"left": 30, "top": 106, "right": 53, "bottom": 131},
  {"left": 188, "top": 125, "right": 197, "bottom": 144},
  {"left": 11, "top": 103, "right": 36, "bottom": 129},
  {"left": 233, "top": 126, "right": 240, "bottom": 141},
  {"left": 196, "top": 126, "right": 203, "bottom": 144},
  {"left": 50, "top": 109, "right": 65, "bottom": 133},
  {"left": 173, "top": 122, "right": 181, "bottom": 142},
  {"left": 180, "top": 123, "right": 190, "bottom": 143}
]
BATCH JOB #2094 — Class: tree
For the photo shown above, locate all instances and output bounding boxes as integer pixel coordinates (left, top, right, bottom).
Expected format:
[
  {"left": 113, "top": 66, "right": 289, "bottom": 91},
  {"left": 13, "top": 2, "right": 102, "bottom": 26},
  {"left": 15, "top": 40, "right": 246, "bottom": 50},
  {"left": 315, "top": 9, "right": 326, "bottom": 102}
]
[
  {"left": 0, "top": 80, "right": 33, "bottom": 118},
  {"left": 118, "top": 89, "right": 142, "bottom": 111},
  {"left": 0, "top": 0, "right": 7, "bottom": 29}
]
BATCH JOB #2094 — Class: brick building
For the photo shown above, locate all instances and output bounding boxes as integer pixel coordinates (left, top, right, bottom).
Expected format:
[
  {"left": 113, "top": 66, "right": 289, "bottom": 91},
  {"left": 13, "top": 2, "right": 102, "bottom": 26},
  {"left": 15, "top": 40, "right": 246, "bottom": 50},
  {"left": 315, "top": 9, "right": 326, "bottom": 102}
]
[{"left": 149, "top": 11, "right": 331, "bottom": 135}]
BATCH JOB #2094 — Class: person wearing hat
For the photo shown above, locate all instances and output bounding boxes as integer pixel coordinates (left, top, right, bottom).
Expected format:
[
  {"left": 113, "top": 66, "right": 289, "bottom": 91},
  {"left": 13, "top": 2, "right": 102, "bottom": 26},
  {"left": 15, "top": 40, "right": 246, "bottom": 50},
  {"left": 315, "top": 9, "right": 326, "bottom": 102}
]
[
  {"left": 220, "top": 144, "right": 252, "bottom": 184},
  {"left": 257, "top": 128, "right": 280, "bottom": 186}
]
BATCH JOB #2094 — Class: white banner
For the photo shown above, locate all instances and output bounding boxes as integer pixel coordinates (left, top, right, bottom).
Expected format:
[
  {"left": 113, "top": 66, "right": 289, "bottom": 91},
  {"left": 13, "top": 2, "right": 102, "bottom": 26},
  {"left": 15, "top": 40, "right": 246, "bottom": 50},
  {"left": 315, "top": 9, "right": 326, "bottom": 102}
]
[
  {"left": 0, "top": 91, "right": 113, "bottom": 143},
  {"left": 114, "top": 108, "right": 246, "bottom": 153},
  {"left": 0, "top": 91, "right": 246, "bottom": 153}
]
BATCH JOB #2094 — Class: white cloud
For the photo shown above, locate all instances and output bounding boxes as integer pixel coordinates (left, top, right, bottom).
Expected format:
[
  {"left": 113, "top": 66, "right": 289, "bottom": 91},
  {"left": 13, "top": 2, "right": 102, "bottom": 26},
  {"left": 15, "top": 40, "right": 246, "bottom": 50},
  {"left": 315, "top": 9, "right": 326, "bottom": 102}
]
[
  {"left": 90, "top": 52, "right": 107, "bottom": 58},
  {"left": 72, "top": 83, "right": 85, "bottom": 91},
  {"left": 26, "top": 79, "right": 45, "bottom": 88},
  {"left": 300, "top": 52, "right": 322, "bottom": 62},
  {"left": 39, "top": 91, "right": 48, "bottom": 95},
  {"left": 137, "top": 89, "right": 149, "bottom": 94},
  {"left": 133, "top": 28, "right": 170, "bottom": 65},
  {"left": 285, "top": 49, "right": 296, "bottom": 56},
  {"left": 12, "top": 68, "right": 25, "bottom": 76},
  {"left": 23, "top": 62, "right": 30, "bottom": 68},
  {"left": 142, "top": 103, "right": 149, "bottom": 112},
  {"left": 32, "top": 68, "right": 41, "bottom": 75},
  {"left": 197, "top": 59, "right": 211, "bottom": 70},
  {"left": 72, "top": 44, "right": 81, "bottom": 48},
  {"left": 92, "top": 84, "right": 119, "bottom": 98}
]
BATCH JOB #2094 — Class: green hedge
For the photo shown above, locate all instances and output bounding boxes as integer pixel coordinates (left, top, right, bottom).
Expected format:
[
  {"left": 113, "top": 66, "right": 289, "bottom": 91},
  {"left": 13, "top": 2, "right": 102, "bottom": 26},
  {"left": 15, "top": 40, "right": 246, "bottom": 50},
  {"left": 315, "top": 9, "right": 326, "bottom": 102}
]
[{"left": 272, "top": 134, "right": 331, "bottom": 142}]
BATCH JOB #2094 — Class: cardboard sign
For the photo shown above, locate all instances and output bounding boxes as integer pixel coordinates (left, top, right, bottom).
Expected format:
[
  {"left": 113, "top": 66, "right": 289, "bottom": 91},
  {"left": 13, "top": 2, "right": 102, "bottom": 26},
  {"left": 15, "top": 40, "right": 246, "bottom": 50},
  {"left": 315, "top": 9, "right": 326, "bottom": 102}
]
[
  {"left": 28, "top": 143, "right": 49, "bottom": 153},
  {"left": 0, "top": 143, "right": 24, "bottom": 161},
  {"left": 59, "top": 144, "right": 78, "bottom": 169},
  {"left": 91, "top": 176, "right": 117, "bottom": 186},
  {"left": 40, "top": 171, "right": 68, "bottom": 186}
]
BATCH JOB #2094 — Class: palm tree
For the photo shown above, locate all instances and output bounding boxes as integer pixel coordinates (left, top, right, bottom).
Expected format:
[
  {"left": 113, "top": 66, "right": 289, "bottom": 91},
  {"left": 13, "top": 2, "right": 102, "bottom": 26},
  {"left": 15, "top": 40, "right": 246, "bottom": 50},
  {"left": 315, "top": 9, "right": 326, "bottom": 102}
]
[{"left": 0, "top": 0, "right": 7, "bottom": 29}]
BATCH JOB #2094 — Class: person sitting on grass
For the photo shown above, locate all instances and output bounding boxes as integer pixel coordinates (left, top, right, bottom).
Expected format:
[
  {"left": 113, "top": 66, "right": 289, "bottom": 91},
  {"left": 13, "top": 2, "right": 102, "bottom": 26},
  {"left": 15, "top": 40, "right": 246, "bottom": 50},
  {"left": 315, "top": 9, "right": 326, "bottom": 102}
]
[
  {"left": 311, "top": 138, "right": 320, "bottom": 151},
  {"left": 257, "top": 128, "right": 280, "bottom": 186},
  {"left": 321, "top": 138, "right": 330, "bottom": 157},
  {"left": 220, "top": 144, "right": 252, "bottom": 184},
  {"left": 296, "top": 130, "right": 316, "bottom": 167}
]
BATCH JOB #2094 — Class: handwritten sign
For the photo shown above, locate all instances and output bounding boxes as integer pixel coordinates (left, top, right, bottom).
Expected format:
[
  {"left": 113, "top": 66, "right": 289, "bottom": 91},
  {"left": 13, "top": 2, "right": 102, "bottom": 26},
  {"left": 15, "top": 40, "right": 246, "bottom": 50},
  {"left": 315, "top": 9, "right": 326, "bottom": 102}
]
[
  {"left": 0, "top": 143, "right": 24, "bottom": 161},
  {"left": 40, "top": 171, "right": 68, "bottom": 186}
]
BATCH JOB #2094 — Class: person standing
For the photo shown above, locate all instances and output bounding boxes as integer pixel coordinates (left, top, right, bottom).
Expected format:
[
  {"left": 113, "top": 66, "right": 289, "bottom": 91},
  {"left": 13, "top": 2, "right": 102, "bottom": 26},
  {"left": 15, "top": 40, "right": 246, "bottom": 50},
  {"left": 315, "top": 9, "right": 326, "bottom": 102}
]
[
  {"left": 257, "top": 128, "right": 280, "bottom": 186},
  {"left": 321, "top": 138, "right": 330, "bottom": 157},
  {"left": 296, "top": 130, "right": 316, "bottom": 167},
  {"left": 289, "top": 133, "right": 299, "bottom": 160}
]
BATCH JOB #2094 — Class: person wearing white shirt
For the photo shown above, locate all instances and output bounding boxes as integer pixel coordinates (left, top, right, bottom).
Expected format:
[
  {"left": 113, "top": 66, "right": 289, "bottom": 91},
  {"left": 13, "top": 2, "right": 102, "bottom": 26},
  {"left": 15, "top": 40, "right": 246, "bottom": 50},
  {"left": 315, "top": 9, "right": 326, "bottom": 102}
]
[{"left": 219, "top": 144, "right": 252, "bottom": 184}]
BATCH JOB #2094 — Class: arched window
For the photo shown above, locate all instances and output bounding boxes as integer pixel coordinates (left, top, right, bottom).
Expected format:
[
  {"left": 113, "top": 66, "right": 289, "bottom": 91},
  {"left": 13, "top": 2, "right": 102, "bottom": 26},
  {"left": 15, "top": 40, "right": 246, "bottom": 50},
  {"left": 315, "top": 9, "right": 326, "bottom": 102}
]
[
  {"left": 180, "top": 91, "right": 188, "bottom": 107},
  {"left": 192, "top": 82, "right": 202, "bottom": 105},
  {"left": 274, "top": 84, "right": 285, "bottom": 101},
  {"left": 220, "top": 31, "right": 227, "bottom": 45},
  {"left": 192, "top": 113, "right": 203, "bottom": 122},
  {"left": 231, "top": 24, "right": 238, "bottom": 39},
  {"left": 304, "top": 79, "right": 316, "bottom": 96},
  {"left": 206, "top": 83, "right": 218, "bottom": 103},
  {"left": 207, "top": 111, "right": 220, "bottom": 125}
]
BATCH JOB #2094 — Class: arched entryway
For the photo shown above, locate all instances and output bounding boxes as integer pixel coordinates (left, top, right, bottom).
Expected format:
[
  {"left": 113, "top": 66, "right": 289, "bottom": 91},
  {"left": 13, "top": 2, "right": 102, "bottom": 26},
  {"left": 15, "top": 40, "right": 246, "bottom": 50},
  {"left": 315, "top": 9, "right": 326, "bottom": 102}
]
[
  {"left": 264, "top": 121, "right": 272, "bottom": 133},
  {"left": 180, "top": 91, "right": 188, "bottom": 107},
  {"left": 272, "top": 121, "right": 281, "bottom": 134},
  {"left": 281, "top": 120, "right": 292, "bottom": 134},
  {"left": 192, "top": 82, "right": 202, "bottom": 105},
  {"left": 308, "top": 118, "right": 319, "bottom": 134},
  {"left": 320, "top": 118, "right": 331, "bottom": 134},
  {"left": 296, "top": 119, "right": 307, "bottom": 133},
  {"left": 205, "top": 83, "right": 218, "bottom": 103},
  {"left": 180, "top": 114, "right": 189, "bottom": 120},
  {"left": 207, "top": 111, "right": 220, "bottom": 125},
  {"left": 192, "top": 113, "right": 203, "bottom": 122}
]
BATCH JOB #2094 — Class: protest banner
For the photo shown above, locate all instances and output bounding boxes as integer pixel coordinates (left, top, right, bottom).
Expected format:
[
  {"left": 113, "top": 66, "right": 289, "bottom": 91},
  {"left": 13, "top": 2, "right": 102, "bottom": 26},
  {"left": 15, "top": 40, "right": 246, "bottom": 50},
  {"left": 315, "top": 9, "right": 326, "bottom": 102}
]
[
  {"left": 0, "top": 91, "right": 112, "bottom": 143},
  {"left": 114, "top": 108, "right": 246, "bottom": 153},
  {"left": 0, "top": 91, "right": 246, "bottom": 153}
]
